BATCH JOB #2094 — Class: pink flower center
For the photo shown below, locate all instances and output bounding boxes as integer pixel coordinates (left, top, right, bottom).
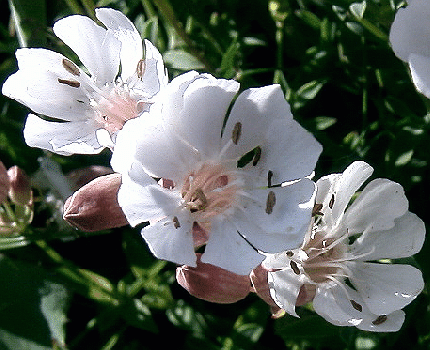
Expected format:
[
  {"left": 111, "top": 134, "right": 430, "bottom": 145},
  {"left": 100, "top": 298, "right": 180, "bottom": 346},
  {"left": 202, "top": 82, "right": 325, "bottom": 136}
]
[
  {"left": 94, "top": 88, "right": 145, "bottom": 133},
  {"left": 181, "top": 162, "right": 240, "bottom": 223}
]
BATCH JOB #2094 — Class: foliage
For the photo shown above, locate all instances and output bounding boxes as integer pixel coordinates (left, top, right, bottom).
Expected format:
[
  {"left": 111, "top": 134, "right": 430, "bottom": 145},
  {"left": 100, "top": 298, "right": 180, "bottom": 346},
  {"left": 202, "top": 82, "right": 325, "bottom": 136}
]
[{"left": 0, "top": 0, "right": 429, "bottom": 349}]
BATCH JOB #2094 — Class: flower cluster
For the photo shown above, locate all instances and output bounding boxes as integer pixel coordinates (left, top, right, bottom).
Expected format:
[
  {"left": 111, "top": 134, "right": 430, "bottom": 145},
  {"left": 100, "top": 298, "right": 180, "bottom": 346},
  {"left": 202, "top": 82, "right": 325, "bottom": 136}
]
[{"left": 2, "top": 5, "right": 426, "bottom": 333}]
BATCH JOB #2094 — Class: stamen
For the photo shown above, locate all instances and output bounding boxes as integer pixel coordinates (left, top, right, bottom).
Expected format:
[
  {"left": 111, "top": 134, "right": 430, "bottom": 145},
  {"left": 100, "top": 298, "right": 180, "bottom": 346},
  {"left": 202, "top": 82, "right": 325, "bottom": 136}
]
[
  {"left": 268, "top": 170, "right": 273, "bottom": 188},
  {"left": 350, "top": 300, "right": 363, "bottom": 312},
  {"left": 253, "top": 146, "right": 262, "bottom": 166},
  {"left": 58, "top": 78, "right": 80, "bottom": 88},
  {"left": 290, "top": 260, "right": 300, "bottom": 275},
  {"left": 329, "top": 194, "right": 335, "bottom": 209},
  {"left": 136, "top": 59, "right": 145, "bottom": 79},
  {"left": 232, "top": 122, "right": 242, "bottom": 145},
  {"left": 312, "top": 203, "right": 323, "bottom": 216},
  {"left": 62, "top": 58, "right": 80, "bottom": 76},
  {"left": 173, "top": 216, "right": 181, "bottom": 229},
  {"left": 372, "top": 315, "right": 387, "bottom": 325},
  {"left": 265, "top": 191, "right": 276, "bottom": 214},
  {"left": 286, "top": 251, "right": 294, "bottom": 257}
]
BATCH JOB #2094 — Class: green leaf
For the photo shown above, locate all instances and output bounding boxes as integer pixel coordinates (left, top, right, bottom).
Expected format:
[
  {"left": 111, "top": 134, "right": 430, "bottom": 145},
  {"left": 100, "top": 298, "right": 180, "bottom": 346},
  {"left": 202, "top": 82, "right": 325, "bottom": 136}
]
[
  {"left": 163, "top": 50, "right": 205, "bottom": 70},
  {"left": 0, "top": 255, "right": 68, "bottom": 349}
]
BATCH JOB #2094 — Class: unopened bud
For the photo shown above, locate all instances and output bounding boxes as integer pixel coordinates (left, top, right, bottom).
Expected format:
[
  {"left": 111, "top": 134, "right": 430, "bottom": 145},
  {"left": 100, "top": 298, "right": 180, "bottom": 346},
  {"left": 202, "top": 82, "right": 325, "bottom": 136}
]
[
  {"left": 7, "top": 166, "right": 32, "bottom": 206},
  {"left": 0, "top": 162, "right": 10, "bottom": 205},
  {"left": 63, "top": 173, "right": 128, "bottom": 232},
  {"left": 250, "top": 265, "right": 284, "bottom": 318},
  {"left": 176, "top": 253, "right": 251, "bottom": 304}
]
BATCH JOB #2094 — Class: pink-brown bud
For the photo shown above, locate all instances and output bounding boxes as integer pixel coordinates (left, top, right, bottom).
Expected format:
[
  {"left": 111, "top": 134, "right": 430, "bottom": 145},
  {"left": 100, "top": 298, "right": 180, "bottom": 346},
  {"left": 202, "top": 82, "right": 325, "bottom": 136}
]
[
  {"left": 250, "top": 265, "right": 284, "bottom": 317},
  {"left": 63, "top": 173, "right": 128, "bottom": 232},
  {"left": 7, "top": 166, "right": 32, "bottom": 206},
  {"left": 0, "top": 161, "right": 10, "bottom": 205},
  {"left": 176, "top": 253, "right": 251, "bottom": 304}
]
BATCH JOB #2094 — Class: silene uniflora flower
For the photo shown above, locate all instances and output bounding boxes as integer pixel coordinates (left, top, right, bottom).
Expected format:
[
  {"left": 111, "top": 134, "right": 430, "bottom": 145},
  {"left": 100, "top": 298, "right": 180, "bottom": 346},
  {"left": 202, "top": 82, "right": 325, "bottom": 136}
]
[
  {"left": 261, "top": 161, "right": 425, "bottom": 332},
  {"left": 390, "top": 0, "right": 430, "bottom": 98},
  {"left": 2, "top": 8, "right": 167, "bottom": 155},
  {"left": 111, "top": 72, "right": 322, "bottom": 275}
]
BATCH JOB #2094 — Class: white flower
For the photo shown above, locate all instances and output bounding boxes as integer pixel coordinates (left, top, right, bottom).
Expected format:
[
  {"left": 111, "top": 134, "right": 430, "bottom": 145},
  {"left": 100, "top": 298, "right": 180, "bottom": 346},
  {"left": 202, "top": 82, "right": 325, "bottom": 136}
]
[
  {"left": 389, "top": 0, "right": 430, "bottom": 98},
  {"left": 111, "top": 71, "right": 322, "bottom": 275},
  {"left": 2, "top": 8, "right": 167, "bottom": 155},
  {"left": 263, "top": 161, "right": 425, "bottom": 332}
]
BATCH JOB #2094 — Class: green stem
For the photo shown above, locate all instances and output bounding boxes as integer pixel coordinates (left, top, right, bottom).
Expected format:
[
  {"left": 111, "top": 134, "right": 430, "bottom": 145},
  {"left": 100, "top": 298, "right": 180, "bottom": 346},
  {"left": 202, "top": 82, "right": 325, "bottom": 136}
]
[{"left": 63, "top": 0, "right": 84, "bottom": 15}]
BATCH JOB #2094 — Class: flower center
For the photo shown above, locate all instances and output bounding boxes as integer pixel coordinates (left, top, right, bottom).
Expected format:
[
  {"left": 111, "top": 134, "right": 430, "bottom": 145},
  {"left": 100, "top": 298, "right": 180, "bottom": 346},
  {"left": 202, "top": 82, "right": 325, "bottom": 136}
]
[
  {"left": 93, "top": 86, "right": 145, "bottom": 133},
  {"left": 181, "top": 162, "right": 240, "bottom": 222},
  {"left": 301, "top": 230, "right": 347, "bottom": 284}
]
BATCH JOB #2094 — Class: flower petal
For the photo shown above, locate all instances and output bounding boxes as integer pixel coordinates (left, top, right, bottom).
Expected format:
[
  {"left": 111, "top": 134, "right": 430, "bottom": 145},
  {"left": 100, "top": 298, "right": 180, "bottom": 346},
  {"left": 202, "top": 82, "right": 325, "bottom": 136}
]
[
  {"left": 349, "top": 211, "right": 425, "bottom": 261},
  {"left": 389, "top": 0, "right": 430, "bottom": 63},
  {"left": 268, "top": 269, "right": 303, "bottom": 317},
  {"left": 201, "top": 218, "right": 265, "bottom": 275},
  {"left": 222, "top": 85, "right": 322, "bottom": 185},
  {"left": 53, "top": 13, "right": 121, "bottom": 85},
  {"left": 313, "top": 283, "right": 405, "bottom": 332},
  {"left": 409, "top": 53, "right": 430, "bottom": 98},
  {"left": 348, "top": 261, "right": 424, "bottom": 315},
  {"left": 141, "top": 212, "right": 196, "bottom": 267},
  {"left": 24, "top": 114, "right": 103, "bottom": 155},
  {"left": 235, "top": 178, "right": 315, "bottom": 253},
  {"left": 317, "top": 161, "right": 373, "bottom": 227},
  {"left": 2, "top": 48, "right": 92, "bottom": 121},
  {"left": 117, "top": 161, "right": 183, "bottom": 226},
  {"left": 345, "top": 178, "right": 409, "bottom": 234},
  {"left": 95, "top": 8, "right": 143, "bottom": 81}
]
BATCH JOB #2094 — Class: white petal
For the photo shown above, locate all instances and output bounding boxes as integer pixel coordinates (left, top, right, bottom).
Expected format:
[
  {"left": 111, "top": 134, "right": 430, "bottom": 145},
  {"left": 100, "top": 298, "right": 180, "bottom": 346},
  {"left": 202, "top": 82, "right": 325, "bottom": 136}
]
[
  {"left": 235, "top": 178, "right": 315, "bottom": 253},
  {"left": 348, "top": 261, "right": 424, "bottom": 315},
  {"left": 409, "top": 53, "right": 430, "bottom": 99},
  {"left": 111, "top": 111, "right": 198, "bottom": 182},
  {"left": 345, "top": 178, "right": 409, "bottom": 234},
  {"left": 262, "top": 252, "right": 292, "bottom": 270},
  {"left": 24, "top": 114, "right": 103, "bottom": 155},
  {"left": 117, "top": 161, "right": 183, "bottom": 227},
  {"left": 268, "top": 269, "right": 303, "bottom": 317},
  {"left": 201, "top": 218, "right": 265, "bottom": 275},
  {"left": 130, "top": 40, "right": 168, "bottom": 98},
  {"left": 53, "top": 14, "right": 121, "bottom": 85},
  {"left": 95, "top": 8, "right": 143, "bottom": 81},
  {"left": 166, "top": 73, "right": 239, "bottom": 160},
  {"left": 389, "top": 0, "right": 430, "bottom": 62},
  {"left": 222, "top": 85, "right": 321, "bottom": 184},
  {"left": 2, "top": 48, "right": 92, "bottom": 121},
  {"left": 319, "top": 161, "right": 373, "bottom": 226},
  {"left": 313, "top": 283, "right": 405, "bottom": 332},
  {"left": 141, "top": 212, "right": 196, "bottom": 267},
  {"left": 349, "top": 211, "right": 426, "bottom": 261}
]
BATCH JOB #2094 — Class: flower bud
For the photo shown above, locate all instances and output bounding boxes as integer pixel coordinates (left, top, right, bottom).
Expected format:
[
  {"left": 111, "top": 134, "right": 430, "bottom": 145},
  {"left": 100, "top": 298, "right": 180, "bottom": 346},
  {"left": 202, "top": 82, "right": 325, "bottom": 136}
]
[
  {"left": 0, "top": 161, "right": 10, "bottom": 205},
  {"left": 250, "top": 265, "right": 284, "bottom": 318},
  {"left": 63, "top": 173, "right": 128, "bottom": 232},
  {"left": 7, "top": 166, "right": 32, "bottom": 206},
  {"left": 176, "top": 253, "right": 251, "bottom": 304}
]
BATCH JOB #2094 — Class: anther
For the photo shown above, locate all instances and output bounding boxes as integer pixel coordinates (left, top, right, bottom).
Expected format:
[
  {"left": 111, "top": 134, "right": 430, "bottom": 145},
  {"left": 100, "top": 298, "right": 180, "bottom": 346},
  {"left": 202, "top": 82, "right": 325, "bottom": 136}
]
[
  {"left": 286, "top": 251, "right": 294, "bottom": 257},
  {"left": 136, "top": 59, "right": 145, "bottom": 79},
  {"left": 62, "top": 58, "right": 80, "bottom": 76},
  {"left": 312, "top": 203, "right": 323, "bottom": 216},
  {"left": 329, "top": 194, "right": 335, "bottom": 209},
  {"left": 290, "top": 260, "right": 300, "bottom": 275},
  {"left": 252, "top": 146, "right": 262, "bottom": 166},
  {"left": 265, "top": 191, "right": 276, "bottom": 214},
  {"left": 193, "top": 188, "right": 207, "bottom": 209},
  {"left": 268, "top": 170, "right": 273, "bottom": 188},
  {"left": 173, "top": 216, "right": 181, "bottom": 229},
  {"left": 232, "top": 122, "right": 242, "bottom": 145},
  {"left": 350, "top": 300, "right": 363, "bottom": 312},
  {"left": 372, "top": 315, "right": 387, "bottom": 325},
  {"left": 58, "top": 78, "right": 80, "bottom": 88}
]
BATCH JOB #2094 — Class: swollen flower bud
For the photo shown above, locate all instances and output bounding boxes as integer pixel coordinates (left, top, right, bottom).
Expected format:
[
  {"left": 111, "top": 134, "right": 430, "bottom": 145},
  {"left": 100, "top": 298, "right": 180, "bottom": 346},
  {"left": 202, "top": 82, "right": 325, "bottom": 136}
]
[
  {"left": 0, "top": 161, "right": 10, "bottom": 205},
  {"left": 63, "top": 173, "right": 128, "bottom": 232},
  {"left": 176, "top": 253, "right": 251, "bottom": 304},
  {"left": 7, "top": 166, "right": 32, "bottom": 206}
]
